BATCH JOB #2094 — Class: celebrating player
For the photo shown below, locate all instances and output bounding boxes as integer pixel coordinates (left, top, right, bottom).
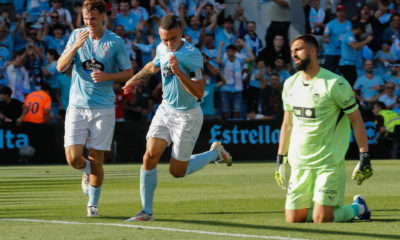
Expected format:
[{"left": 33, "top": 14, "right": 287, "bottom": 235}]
[
  {"left": 123, "top": 15, "right": 232, "bottom": 222},
  {"left": 56, "top": 0, "right": 133, "bottom": 217},
  {"left": 275, "top": 34, "right": 373, "bottom": 223}
]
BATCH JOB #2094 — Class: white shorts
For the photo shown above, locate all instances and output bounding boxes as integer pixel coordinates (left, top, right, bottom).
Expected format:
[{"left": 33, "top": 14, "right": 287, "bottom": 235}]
[
  {"left": 64, "top": 106, "right": 115, "bottom": 151},
  {"left": 147, "top": 104, "right": 203, "bottom": 161}
]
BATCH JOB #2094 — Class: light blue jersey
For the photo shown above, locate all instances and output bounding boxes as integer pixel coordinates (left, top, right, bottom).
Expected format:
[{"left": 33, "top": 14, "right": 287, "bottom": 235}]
[
  {"left": 152, "top": 39, "right": 204, "bottom": 111},
  {"left": 324, "top": 19, "right": 352, "bottom": 56},
  {"left": 339, "top": 31, "right": 356, "bottom": 66},
  {"left": 62, "top": 28, "right": 131, "bottom": 109}
]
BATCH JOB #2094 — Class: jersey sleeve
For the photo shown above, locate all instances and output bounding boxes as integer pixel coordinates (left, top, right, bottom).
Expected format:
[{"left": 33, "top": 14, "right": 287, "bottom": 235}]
[
  {"left": 186, "top": 50, "right": 204, "bottom": 80},
  {"left": 61, "top": 29, "right": 78, "bottom": 56},
  {"left": 331, "top": 77, "right": 358, "bottom": 114},
  {"left": 152, "top": 44, "right": 161, "bottom": 67},
  {"left": 115, "top": 37, "right": 132, "bottom": 71},
  {"left": 282, "top": 77, "right": 292, "bottom": 111}
]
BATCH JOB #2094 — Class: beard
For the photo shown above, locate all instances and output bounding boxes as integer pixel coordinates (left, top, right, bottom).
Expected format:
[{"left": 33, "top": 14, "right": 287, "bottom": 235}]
[{"left": 294, "top": 56, "right": 311, "bottom": 71}]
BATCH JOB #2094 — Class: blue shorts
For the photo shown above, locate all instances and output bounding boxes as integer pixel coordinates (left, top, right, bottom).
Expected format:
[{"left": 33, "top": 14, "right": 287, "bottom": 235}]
[{"left": 220, "top": 91, "right": 242, "bottom": 113}]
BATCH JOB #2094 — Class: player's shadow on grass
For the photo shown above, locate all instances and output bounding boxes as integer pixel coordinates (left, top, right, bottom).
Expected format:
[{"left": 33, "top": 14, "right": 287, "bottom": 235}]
[{"left": 159, "top": 219, "right": 400, "bottom": 239}]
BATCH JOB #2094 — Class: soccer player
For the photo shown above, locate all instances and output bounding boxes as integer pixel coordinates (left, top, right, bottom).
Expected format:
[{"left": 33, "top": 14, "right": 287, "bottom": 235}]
[
  {"left": 275, "top": 34, "right": 373, "bottom": 223},
  {"left": 56, "top": 0, "right": 133, "bottom": 217},
  {"left": 122, "top": 15, "right": 232, "bottom": 222}
]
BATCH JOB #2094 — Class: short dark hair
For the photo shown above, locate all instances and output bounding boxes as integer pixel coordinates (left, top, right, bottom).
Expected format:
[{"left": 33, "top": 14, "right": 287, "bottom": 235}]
[
  {"left": 159, "top": 15, "right": 181, "bottom": 30},
  {"left": 41, "top": 83, "right": 51, "bottom": 92},
  {"left": 291, "top": 34, "right": 319, "bottom": 52},
  {"left": 0, "top": 86, "right": 12, "bottom": 96},
  {"left": 270, "top": 72, "right": 279, "bottom": 78},
  {"left": 374, "top": 101, "right": 386, "bottom": 110},
  {"left": 82, "top": 0, "right": 106, "bottom": 14},
  {"left": 226, "top": 44, "right": 237, "bottom": 51},
  {"left": 46, "top": 49, "right": 60, "bottom": 60}
]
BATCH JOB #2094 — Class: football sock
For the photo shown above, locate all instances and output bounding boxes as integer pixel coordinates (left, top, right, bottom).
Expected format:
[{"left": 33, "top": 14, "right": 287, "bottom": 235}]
[
  {"left": 80, "top": 159, "right": 91, "bottom": 175},
  {"left": 306, "top": 208, "right": 313, "bottom": 222},
  {"left": 140, "top": 167, "right": 157, "bottom": 215},
  {"left": 88, "top": 185, "right": 102, "bottom": 207},
  {"left": 333, "top": 204, "right": 359, "bottom": 222},
  {"left": 184, "top": 150, "right": 219, "bottom": 176}
]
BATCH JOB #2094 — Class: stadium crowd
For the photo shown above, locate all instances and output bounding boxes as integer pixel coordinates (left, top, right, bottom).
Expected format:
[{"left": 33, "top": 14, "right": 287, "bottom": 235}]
[{"left": 1, "top": 0, "right": 400, "bottom": 156}]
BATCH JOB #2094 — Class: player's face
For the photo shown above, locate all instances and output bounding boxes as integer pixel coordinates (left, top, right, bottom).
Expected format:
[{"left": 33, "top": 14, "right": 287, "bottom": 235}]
[
  {"left": 291, "top": 39, "right": 311, "bottom": 71},
  {"left": 82, "top": 9, "right": 105, "bottom": 33},
  {"left": 159, "top": 27, "right": 183, "bottom": 52}
]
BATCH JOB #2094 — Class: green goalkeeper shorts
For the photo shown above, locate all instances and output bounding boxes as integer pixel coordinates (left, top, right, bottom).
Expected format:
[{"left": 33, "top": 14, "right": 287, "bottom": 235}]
[{"left": 285, "top": 161, "right": 346, "bottom": 210}]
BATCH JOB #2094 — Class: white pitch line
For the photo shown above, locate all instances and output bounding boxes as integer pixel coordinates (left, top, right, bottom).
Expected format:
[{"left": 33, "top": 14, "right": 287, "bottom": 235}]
[{"left": 0, "top": 218, "right": 308, "bottom": 240}]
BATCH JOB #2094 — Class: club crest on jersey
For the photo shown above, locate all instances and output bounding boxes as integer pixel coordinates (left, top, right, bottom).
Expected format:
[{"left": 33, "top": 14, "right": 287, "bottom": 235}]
[
  {"left": 312, "top": 93, "right": 320, "bottom": 103},
  {"left": 162, "top": 65, "right": 174, "bottom": 77}
]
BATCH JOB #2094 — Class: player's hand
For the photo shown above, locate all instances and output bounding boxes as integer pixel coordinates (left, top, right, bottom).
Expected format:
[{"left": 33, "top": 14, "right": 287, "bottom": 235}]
[
  {"left": 74, "top": 30, "right": 89, "bottom": 49},
  {"left": 91, "top": 70, "right": 107, "bottom": 83},
  {"left": 122, "top": 78, "right": 138, "bottom": 95},
  {"left": 352, "top": 152, "right": 373, "bottom": 185},
  {"left": 168, "top": 53, "right": 180, "bottom": 74},
  {"left": 274, "top": 154, "right": 288, "bottom": 190}
]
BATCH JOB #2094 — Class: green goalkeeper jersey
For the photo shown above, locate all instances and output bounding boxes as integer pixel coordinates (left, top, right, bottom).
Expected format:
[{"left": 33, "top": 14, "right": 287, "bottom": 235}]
[{"left": 282, "top": 68, "right": 358, "bottom": 168}]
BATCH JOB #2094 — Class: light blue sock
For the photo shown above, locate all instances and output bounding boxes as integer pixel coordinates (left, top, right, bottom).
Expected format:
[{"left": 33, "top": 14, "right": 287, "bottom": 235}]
[
  {"left": 88, "top": 185, "right": 102, "bottom": 207},
  {"left": 140, "top": 167, "right": 157, "bottom": 215},
  {"left": 80, "top": 159, "right": 91, "bottom": 175},
  {"left": 185, "top": 150, "right": 219, "bottom": 176}
]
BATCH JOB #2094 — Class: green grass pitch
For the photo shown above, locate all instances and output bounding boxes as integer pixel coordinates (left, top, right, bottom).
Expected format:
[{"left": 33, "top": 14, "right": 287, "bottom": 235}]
[{"left": 0, "top": 160, "right": 399, "bottom": 240}]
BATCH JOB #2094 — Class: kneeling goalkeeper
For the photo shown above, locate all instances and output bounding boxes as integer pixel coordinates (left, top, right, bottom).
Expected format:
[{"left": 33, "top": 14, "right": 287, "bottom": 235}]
[{"left": 275, "top": 34, "right": 373, "bottom": 223}]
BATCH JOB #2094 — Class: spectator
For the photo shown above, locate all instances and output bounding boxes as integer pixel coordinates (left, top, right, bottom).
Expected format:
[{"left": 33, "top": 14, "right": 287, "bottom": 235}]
[
  {"left": 273, "top": 57, "right": 290, "bottom": 85},
  {"left": 200, "top": 67, "right": 226, "bottom": 118},
  {"left": 232, "top": 2, "right": 246, "bottom": 37},
  {"left": 41, "top": 23, "right": 70, "bottom": 55},
  {"left": 322, "top": 5, "right": 352, "bottom": 73},
  {"left": 113, "top": 0, "right": 140, "bottom": 40},
  {"left": 374, "top": 41, "right": 397, "bottom": 75},
  {"left": 55, "top": 64, "right": 72, "bottom": 121},
  {"left": 180, "top": 15, "right": 202, "bottom": 46},
  {"left": 26, "top": 0, "right": 50, "bottom": 24},
  {"left": 217, "top": 43, "right": 244, "bottom": 120},
  {"left": 48, "top": 0, "right": 72, "bottom": 25},
  {"left": 247, "top": 72, "right": 282, "bottom": 121},
  {"left": 232, "top": 38, "right": 255, "bottom": 70},
  {"left": 379, "top": 81, "right": 398, "bottom": 109},
  {"left": 200, "top": 34, "right": 219, "bottom": 85},
  {"left": 257, "top": 34, "right": 291, "bottom": 71},
  {"left": 20, "top": 83, "right": 52, "bottom": 124},
  {"left": 339, "top": 22, "right": 373, "bottom": 86},
  {"left": 24, "top": 44, "right": 44, "bottom": 91},
  {"left": 42, "top": 49, "right": 60, "bottom": 92},
  {"left": 124, "top": 77, "right": 153, "bottom": 121},
  {"left": 6, "top": 50, "right": 30, "bottom": 102},
  {"left": 354, "top": 60, "right": 385, "bottom": 109},
  {"left": 130, "top": 0, "right": 149, "bottom": 22},
  {"left": 0, "top": 0, "right": 16, "bottom": 22},
  {"left": 372, "top": 100, "right": 400, "bottom": 158},
  {"left": 265, "top": 0, "right": 291, "bottom": 48},
  {"left": 114, "top": 25, "right": 137, "bottom": 61},
  {"left": 72, "top": 2, "right": 84, "bottom": 28},
  {"left": 214, "top": 17, "right": 236, "bottom": 54},
  {"left": 0, "top": 44, "right": 11, "bottom": 87},
  {"left": 113, "top": 81, "right": 132, "bottom": 121},
  {"left": 383, "top": 62, "right": 400, "bottom": 86},
  {"left": 353, "top": 4, "right": 380, "bottom": 52},
  {"left": 382, "top": 13, "right": 400, "bottom": 43},
  {"left": 243, "top": 21, "right": 263, "bottom": 57},
  {"left": 246, "top": 59, "right": 268, "bottom": 115},
  {"left": 374, "top": 0, "right": 392, "bottom": 48},
  {"left": 0, "top": 86, "right": 23, "bottom": 124},
  {"left": 0, "top": 21, "right": 14, "bottom": 55}
]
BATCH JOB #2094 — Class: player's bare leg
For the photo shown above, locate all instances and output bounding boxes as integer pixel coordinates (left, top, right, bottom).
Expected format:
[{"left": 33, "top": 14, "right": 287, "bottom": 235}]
[
  {"left": 285, "top": 208, "right": 309, "bottom": 223},
  {"left": 65, "top": 144, "right": 91, "bottom": 195},
  {"left": 313, "top": 203, "right": 334, "bottom": 223},
  {"left": 169, "top": 158, "right": 189, "bottom": 178}
]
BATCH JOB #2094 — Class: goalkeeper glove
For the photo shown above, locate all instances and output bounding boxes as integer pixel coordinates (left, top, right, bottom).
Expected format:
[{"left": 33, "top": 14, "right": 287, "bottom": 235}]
[
  {"left": 352, "top": 152, "right": 373, "bottom": 185},
  {"left": 275, "top": 154, "right": 288, "bottom": 190}
]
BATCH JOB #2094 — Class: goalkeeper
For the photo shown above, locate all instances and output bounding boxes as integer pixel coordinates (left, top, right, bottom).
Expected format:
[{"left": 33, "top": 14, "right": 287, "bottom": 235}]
[{"left": 275, "top": 34, "right": 372, "bottom": 223}]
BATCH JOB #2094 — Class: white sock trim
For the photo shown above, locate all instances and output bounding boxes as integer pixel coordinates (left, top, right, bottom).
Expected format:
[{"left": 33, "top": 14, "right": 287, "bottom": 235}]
[{"left": 358, "top": 203, "right": 365, "bottom": 216}]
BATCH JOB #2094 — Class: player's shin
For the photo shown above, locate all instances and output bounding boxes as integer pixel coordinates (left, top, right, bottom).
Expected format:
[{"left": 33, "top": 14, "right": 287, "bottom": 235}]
[
  {"left": 333, "top": 204, "right": 359, "bottom": 222},
  {"left": 140, "top": 167, "right": 157, "bottom": 215},
  {"left": 185, "top": 151, "right": 218, "bottom": 176}
]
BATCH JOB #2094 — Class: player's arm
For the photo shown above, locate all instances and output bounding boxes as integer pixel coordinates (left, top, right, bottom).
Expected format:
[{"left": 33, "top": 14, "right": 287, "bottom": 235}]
[
  {"left": 16, "top": 105, "right": 29, "bottom": 126},
  {"left": 275, "top": 110, "right": 292, "bottom": 189},
  {"left": 169, "top": 54, "right": 205, "bottom": 100},
  {"left": 56, "top": 30, "right": 89, "bottom": 72},
  {"left": 122, "top": 62, "right": 160, "bottom": 94},
  {"left": 91, "top": 69, "right": 133, "bottom": 83},
  {"left": 348, "top": 109, "right": 373, "bottom": 185},
  {"left": 349, "top": 35, "right": 373, "bottom": 51}
]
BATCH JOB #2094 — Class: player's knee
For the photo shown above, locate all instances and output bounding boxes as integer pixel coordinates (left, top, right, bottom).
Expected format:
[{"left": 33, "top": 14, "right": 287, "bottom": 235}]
[{"left": 66, "top": 155, "right": 84, "bottom": 169}]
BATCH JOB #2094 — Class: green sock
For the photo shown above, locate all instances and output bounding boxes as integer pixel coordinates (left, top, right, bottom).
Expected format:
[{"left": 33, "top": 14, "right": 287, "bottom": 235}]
[
  {"left": 306, "top": 208, "right": 313, "bottom": 222},
  {"left": 333, "top": 204, "right": 359, "bottom": 222}
]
